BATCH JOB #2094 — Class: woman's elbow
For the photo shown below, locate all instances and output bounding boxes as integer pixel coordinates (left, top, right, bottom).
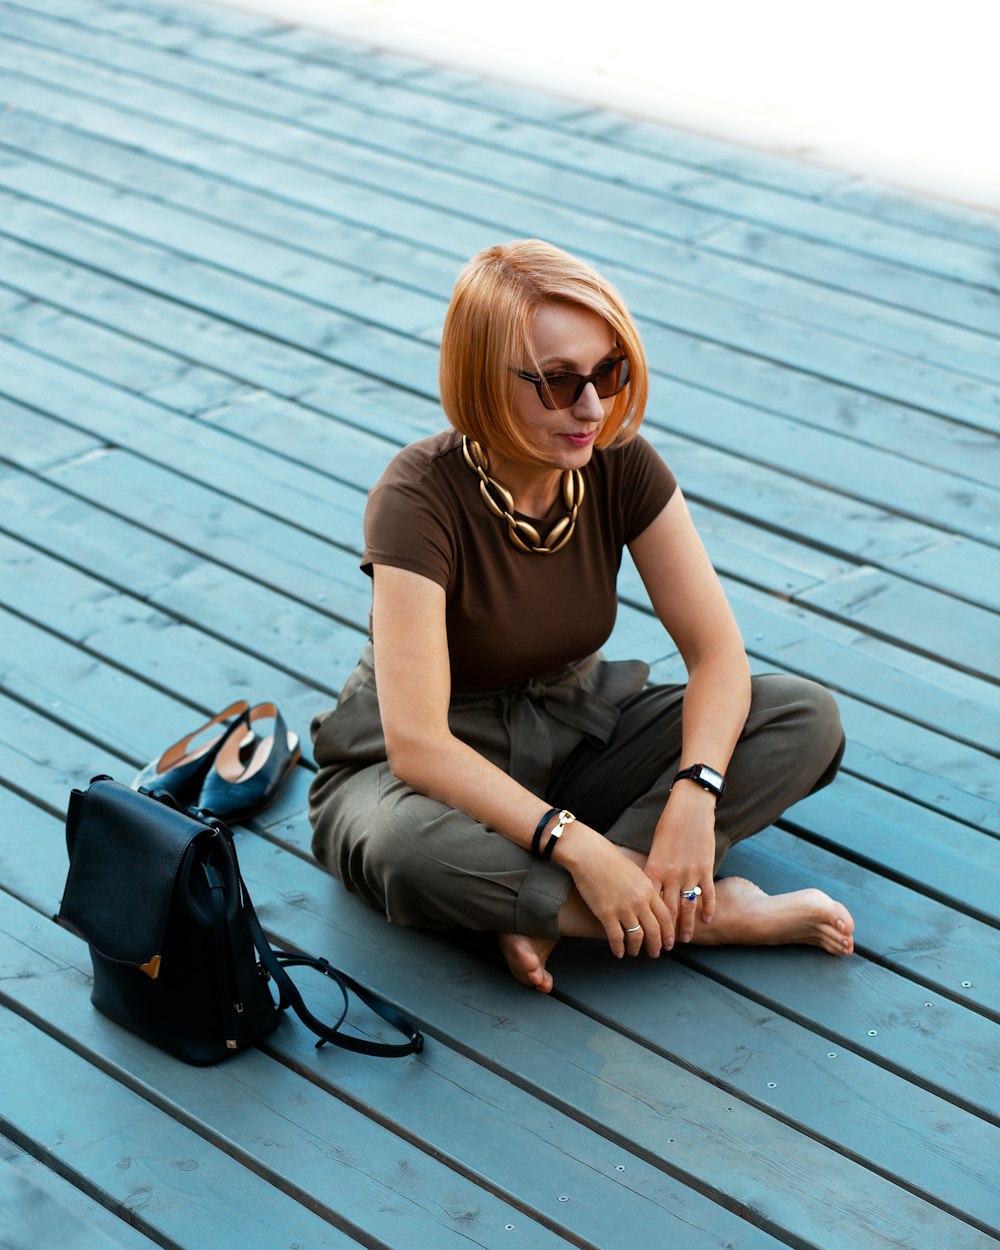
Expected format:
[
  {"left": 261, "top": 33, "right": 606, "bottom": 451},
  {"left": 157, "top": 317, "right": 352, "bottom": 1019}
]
[{"left": 383, "top": 731, "right": 446, "bottom": 791}]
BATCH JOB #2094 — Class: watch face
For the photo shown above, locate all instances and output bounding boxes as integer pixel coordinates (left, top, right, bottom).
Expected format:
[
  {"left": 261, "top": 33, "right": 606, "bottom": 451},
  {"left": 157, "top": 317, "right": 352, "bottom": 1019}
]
[{"left": 699, "top": 766, "right": 724, "bottom": 790}]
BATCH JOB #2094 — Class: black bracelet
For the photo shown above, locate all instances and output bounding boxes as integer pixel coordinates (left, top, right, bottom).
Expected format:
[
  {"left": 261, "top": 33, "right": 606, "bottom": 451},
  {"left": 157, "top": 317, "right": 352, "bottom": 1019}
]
[
  {"left": 542, "top": 810, "right": 576, "bottom": 859},
  {"left": 531, "top": 806, "right": 561, "bottom": 857}
]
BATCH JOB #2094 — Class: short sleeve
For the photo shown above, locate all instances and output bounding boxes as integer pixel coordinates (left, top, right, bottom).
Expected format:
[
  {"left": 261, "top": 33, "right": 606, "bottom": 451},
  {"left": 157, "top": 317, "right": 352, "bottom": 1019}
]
[
  {"left": 362, "top": 479, "right": 457, "bottom": 590},
  {"left": 621, "top": 436, "right": 677, "bottom": 542}
]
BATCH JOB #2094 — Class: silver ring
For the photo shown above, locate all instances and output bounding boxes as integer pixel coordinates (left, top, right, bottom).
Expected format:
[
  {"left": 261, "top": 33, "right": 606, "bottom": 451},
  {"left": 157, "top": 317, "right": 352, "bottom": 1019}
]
[
  {"left": 624, "top": 924, "right": 642, "bottom": 933},
  {"left": 680, "top": 886, "right": 702, "bottom": 903}
]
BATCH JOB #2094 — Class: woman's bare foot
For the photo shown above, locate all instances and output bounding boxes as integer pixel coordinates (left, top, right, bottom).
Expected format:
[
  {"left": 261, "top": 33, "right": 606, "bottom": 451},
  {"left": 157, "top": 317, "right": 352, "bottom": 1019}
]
[
  {"left": 499, "top": 932, "right": 559, "bottom": 992},
  {"left": 694, "top": 877, "right": 855, "bottom": 955}
]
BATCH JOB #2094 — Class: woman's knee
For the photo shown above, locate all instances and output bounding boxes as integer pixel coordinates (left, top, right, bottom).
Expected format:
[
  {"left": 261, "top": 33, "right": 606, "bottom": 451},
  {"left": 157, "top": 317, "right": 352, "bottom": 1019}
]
[{"left": 747, "top": 673, "right": 845, "bottom": 779}]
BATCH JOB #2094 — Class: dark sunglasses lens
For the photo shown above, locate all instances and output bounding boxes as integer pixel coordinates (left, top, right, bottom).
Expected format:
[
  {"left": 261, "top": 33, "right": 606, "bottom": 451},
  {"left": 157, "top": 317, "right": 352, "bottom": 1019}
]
[
  {"left": 594, "top": 356, "right": 629, "bottom": 398},
  {"left": 542, "top": 377, "right": 580, "bottom": 408},
  {"left": 536, "top": 357, "right": 629, "bottom": 408}
]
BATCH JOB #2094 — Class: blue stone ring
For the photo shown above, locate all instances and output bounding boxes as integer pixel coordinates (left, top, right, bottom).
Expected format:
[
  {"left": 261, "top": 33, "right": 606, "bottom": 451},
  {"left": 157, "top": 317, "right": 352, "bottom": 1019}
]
[{"left": 680, "top": 886, "right": 703, "bottom": 903}]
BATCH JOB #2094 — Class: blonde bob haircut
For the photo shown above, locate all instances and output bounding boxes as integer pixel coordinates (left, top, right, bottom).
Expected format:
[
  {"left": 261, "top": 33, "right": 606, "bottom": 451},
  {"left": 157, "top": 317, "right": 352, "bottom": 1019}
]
[{"left": 439, "top": 239, "right": 649, "bottom": 463}]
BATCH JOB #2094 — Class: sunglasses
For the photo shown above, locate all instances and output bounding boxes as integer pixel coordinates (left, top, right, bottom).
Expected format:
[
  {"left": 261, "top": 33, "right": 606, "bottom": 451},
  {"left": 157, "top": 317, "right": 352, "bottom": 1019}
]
[{"left": 513, "top": 354, "right": 630, "bottom": 410}]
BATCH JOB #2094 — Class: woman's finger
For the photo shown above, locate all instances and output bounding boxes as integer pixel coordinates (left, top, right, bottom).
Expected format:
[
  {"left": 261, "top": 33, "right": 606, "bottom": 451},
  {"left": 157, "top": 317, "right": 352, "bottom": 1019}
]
[
  {"left": 647, "top": 896, "right": 673, "bottom": 955},
  {"left": 677, "top": 883, "right": 702, "bottom": 944},
  {"left": 700, "top": 876, "right": 717, "bottom": 926},
  {"left": 621, "top": 919, "right": 645, "bottom": 955}
]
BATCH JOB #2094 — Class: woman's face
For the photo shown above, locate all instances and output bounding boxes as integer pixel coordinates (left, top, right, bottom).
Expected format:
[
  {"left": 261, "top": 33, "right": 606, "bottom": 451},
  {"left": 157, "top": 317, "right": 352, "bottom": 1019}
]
[{"left": 510, "top": 302, "right": 620, "bottom": 472}]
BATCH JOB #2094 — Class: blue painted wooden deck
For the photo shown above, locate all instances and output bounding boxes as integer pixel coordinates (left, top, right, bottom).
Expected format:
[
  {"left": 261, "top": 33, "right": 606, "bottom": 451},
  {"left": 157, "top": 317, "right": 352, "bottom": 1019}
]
[{"left": 0, "top": 1, "right": 998, "bottom": 1246}]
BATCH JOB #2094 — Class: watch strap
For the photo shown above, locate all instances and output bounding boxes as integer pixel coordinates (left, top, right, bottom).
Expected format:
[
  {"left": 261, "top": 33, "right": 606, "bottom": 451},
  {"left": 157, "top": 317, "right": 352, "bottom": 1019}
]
[{"left": 673, "top": 764, "right": 726, "bottom": 799}]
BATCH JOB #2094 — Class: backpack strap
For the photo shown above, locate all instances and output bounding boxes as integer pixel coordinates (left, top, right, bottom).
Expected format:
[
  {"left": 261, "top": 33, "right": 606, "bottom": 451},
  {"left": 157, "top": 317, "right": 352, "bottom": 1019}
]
[{"left": 235, "top": 856, "right": 423, "bottom": 1058}]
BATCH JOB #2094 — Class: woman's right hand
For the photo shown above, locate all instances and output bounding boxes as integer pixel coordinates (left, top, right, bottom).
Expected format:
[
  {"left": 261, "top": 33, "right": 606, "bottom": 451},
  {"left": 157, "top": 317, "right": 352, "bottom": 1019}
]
[{"left": 558, "top": 827, "right": 673, "bottom": 958}]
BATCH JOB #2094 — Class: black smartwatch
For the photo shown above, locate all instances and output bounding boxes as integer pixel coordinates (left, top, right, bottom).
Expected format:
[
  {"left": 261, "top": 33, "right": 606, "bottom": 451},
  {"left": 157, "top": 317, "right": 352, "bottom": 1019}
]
[{"left": 673, "top": 763, "right": 726, "bottom": 800}]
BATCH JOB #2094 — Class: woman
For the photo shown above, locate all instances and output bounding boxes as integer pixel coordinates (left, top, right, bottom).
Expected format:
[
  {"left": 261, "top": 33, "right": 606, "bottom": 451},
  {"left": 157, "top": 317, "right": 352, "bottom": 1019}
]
[{"left": 309, "top": 239, "right": 854, "bottom": 992}]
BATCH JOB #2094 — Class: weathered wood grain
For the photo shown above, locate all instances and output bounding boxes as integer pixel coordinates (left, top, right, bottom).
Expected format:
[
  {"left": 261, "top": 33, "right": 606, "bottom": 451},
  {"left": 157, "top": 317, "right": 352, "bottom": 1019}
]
[
  {"left": 0, "top": 1133, "right": 159, "bottom": 1250},
  {"left": 1, "top": 4, "right": 997, "bottom": 1247},
  {"left": 0, "top": 1019, "right": 364, "bottom": 1250},
  {"left": 0, "top": 882, "right": 786, "bottom": 1250},
  {"left": 2, "top": 782, "right": 995, "bottom": 1249},
  {"left": 0, "top": 1156, "right": 140, "bottom": 1250}
]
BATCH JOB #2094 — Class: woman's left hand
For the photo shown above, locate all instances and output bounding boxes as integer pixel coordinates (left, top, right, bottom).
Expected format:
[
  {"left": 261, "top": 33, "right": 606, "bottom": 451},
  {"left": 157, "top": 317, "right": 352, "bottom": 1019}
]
[{"left": 643, "top": 785, "right": 718, "bottom": 946}]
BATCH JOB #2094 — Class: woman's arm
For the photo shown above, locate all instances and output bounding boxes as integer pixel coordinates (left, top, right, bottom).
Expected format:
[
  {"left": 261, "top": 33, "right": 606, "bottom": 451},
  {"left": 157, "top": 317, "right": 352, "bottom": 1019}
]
[
  {"left": 628, "top": 489, "right": 752, "bottom": 944},
  {"left": 371, "top": 563, "right": 673, "bottom": 955}
]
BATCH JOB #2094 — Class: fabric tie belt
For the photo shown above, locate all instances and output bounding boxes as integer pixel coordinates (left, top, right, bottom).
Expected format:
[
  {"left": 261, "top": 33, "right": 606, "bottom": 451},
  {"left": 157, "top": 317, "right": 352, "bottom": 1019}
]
[{"left": 455, "top": 655, "right": 648, "bottom": 795}]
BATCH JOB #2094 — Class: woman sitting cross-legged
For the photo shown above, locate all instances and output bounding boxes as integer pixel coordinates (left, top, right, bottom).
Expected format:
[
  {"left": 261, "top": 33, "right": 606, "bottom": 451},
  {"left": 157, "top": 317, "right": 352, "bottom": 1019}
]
[{"left": 308, "top": 239, "right": 854, "bottom": 992}]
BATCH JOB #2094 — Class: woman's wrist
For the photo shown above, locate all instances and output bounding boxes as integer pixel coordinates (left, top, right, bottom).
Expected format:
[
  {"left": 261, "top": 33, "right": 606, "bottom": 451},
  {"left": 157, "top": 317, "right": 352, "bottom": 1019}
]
[{"left": 545, "top": 820, "right": 603, "bottom": 871}]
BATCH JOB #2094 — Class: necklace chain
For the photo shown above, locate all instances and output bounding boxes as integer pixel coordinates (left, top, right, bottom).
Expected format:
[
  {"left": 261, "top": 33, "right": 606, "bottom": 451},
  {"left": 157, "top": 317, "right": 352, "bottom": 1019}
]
[{"left": 461, "top": 437, "right": 585, "bottom": 555}]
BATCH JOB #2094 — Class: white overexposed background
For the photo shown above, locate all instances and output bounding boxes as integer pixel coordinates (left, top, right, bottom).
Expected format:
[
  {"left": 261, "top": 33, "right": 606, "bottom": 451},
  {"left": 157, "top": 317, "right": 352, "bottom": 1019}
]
[{"left": 210, "top": 0, "right": 1000, "bottom": 213}]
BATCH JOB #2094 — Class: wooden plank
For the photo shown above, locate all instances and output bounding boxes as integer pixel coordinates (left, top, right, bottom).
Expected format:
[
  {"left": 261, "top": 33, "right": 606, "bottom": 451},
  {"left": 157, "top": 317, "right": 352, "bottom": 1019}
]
[
  {"left": 0, "top": 199, "right": 440, "bottom": 399},
  {"left": 701, "top": 221, "right": 1000, "bottom": 338},
  {"left": 46, "top": 446, "right": 372, "bottom": 626},
  {"left": 546, "top": 953, "right": 1000, "bottom": 1234},
  {"left": 1, "top": 106, "right": 990, "bottom": 477},
  {"left": 785, "top": 774, "right": 1000, "bottom": 926},
  {"left": 81, "top": 0, "right": 283, "bottom": 39},
  {"left": 644, "top": 428, "right": 999, "bottom": 609},
  {"left": 2, "top": 235, "right": 997, "bottom": 622},
  {"left": 647, "top": 646, "right": 999, "bottom": 834},
  {"left": 0, "top": 520, "right": 343, "bottom": 736},
  {"left": 676, "top": 941, "right": 1000, "bottom": 1126},
  {"left": 0, "top": 884, "right": 786, "bottom": 1250},
  {"left": 631, "top": 321, "right": 997, "bottom": 488},
  {"left": 794, "top": 566, "right": 1000, "bottom": 682},
  {"left": 0, "top": 317, "right": 396, "bottom": 522},
  {"left": 1, "top": 772, "right": 993, "bottom": 1249},
  {"left": 0, "top": 1135, "right": 159, "bottom": 1250},
  {"left": 0, "top": 152, "right": 445, "bottom": 340},
  {"left": 5, "top": 436, "right": 993, "bottom": 837},
  {"left": 0, "top": 341, "right": 379, "bottom": 553},
  {"left": 0, "top": 6, "right": 995, "bottom": 1248},
  {"left": 822, "top": 180, "right": 1000, "bottom": 253},
  {"left": 5, "top": 31, "right": 1000, "bottom": 430},
  {"left": 0, "top": 120, "right": 990, "bottom": 502},
  {"left": 627, "top": 363, "right": 1000, "bottom": 545},
  {"left": 30, "top": 0, "right": 1000, "bottom": 350},
  {"left": 0, "top": 236, "right": 444, "bottom": 444},
  {"left": 723, "top": 829, "right": 1000, "bottom": 1018},
  {"left": 0, "top": 603, "right": 207, "bottom": 771},
  {"left": 0, "top": 105, "right": 460, "bottom": 294},
  {"left": 628, "top": 563, "right": 999, "bottom": 753},
  {"left": 13, "top": 0, "right": 1000, "bottom": 300},
  {"left": 0, "top": 966, "right": 572, "bottom": 1248},
  {"left": 24, "top": 0, "right": 240, "bottom": 47},
  {"left": 0, "top": 28, "right": 711, "bottom": 260},
  {"left": 23, "top": 417, "right": 998, "bottom": 774},
  {"left": 2, "top": 82, "right": 998, "bottom": 442},
  {"left": 563, "top": 111, "right": 1000, "bottom": 288},
  {"left": 0, "top": 7, "right": 727, "bottom": 245},
  {"left": 0, "top": 392, "right": 101, "bottom": 470},
  {"left": 1, "top": 173, "right": 990, "bottom": 577},
  {"left": 12, "top": 777, "right": 987, "bottom": 1161},
  {"left": 234, "top": 836, "right": 1000, "bottom": 1250},
  {"left": 6, "top": 435, "right": 995, "bottom": 849},
  {"left": 0, "top": 1021, "right": 364, "bottom": 1250},
  {"left": 0, "top": 1154, "right": 137, "bottom": 1250}
]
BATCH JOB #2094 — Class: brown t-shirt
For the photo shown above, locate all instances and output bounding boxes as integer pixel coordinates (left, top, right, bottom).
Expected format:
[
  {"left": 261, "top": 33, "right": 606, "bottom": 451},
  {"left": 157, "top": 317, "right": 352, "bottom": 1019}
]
[{"left": 362, "top": 431, "right": 676, "bottom": 690}]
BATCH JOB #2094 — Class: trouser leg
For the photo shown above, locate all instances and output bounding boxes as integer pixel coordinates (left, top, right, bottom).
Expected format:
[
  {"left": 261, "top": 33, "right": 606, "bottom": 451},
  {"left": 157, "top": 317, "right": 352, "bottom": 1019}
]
[
  {"left": 552, "top": 673, "right": 845, "bottom": 871},
  {"left": 310, "top": 760, "right": 572, "bottom": 937}
]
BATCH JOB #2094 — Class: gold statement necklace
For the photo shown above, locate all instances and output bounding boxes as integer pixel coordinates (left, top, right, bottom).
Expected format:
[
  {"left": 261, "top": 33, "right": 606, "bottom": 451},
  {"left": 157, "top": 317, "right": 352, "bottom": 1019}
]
[{"left": 461, "top": 436, "right": 585, "bottom": 555}]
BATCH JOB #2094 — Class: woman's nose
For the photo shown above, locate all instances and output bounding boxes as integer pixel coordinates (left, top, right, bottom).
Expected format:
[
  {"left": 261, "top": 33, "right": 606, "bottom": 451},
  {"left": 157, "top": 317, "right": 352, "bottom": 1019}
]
[{"left": 572, "top": 382, "right": 604, "bottom": 420}]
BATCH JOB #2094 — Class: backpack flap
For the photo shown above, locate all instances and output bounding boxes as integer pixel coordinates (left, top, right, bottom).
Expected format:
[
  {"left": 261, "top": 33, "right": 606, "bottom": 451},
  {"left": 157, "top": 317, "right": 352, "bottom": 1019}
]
[{"left": 58, "top": 777, "right": 206, "bottom": 977}]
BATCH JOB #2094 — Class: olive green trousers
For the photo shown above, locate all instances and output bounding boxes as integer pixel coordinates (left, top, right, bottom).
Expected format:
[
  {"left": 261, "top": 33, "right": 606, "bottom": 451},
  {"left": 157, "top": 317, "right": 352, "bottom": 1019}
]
[{"left": 308, "top": 645, "right": 845, "bottom": 937}]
